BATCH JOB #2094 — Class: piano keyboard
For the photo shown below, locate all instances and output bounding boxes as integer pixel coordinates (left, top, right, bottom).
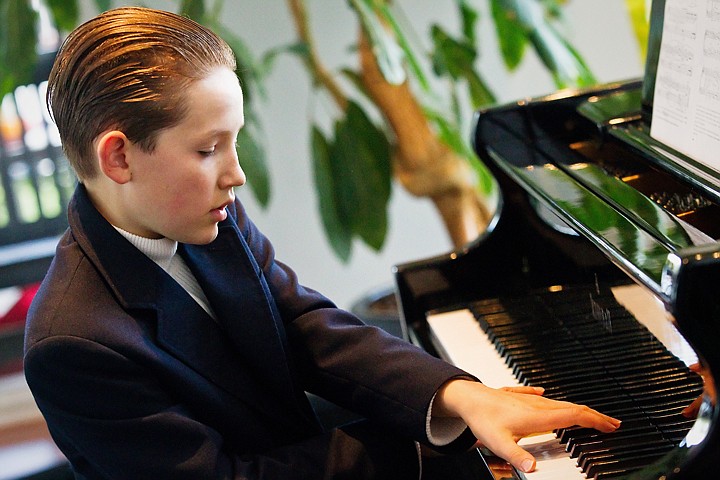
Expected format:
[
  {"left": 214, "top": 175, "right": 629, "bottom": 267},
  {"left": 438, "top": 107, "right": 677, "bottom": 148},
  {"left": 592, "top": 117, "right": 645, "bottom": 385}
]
[{"left": 427, "top": 283, "right": 703, "bottom": 480}]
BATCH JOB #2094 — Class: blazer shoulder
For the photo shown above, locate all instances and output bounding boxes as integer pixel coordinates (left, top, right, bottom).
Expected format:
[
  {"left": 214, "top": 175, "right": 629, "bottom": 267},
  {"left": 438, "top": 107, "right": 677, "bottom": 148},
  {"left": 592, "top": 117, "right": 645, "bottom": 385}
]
[{"left": 25, "top": 232, "right": 128, "bottom": 349}]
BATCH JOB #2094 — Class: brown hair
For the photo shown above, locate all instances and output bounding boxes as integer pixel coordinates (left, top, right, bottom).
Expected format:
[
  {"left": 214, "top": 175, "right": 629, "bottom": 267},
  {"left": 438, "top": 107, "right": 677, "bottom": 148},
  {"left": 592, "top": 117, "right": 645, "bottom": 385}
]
[{"left": 47, "top": 7, "right": 237, "bottom": 181}]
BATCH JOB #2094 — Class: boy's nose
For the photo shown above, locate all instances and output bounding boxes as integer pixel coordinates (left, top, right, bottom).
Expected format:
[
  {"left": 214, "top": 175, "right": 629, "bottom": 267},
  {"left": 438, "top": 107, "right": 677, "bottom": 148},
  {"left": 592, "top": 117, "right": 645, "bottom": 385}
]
[
  {"left": 221, "top": 157, "right": 246, "bottom": 189},
  {"left": 232, "top": 161, "right": 247, "bottom": 187}
]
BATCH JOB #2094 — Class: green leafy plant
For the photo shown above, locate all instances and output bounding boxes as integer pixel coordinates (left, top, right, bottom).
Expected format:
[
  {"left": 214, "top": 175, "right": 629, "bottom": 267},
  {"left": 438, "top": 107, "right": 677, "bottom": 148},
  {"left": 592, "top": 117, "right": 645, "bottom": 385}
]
[{"left": 0, "top": 0, "right": 649, "bottom": 261}]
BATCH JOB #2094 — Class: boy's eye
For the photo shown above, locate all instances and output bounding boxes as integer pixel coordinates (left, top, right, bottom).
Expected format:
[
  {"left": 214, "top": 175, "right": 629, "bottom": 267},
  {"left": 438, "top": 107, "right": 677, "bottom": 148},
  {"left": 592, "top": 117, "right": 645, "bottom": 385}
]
[{"left": 199, "top": 148, "right": 216, "bottom": 156}]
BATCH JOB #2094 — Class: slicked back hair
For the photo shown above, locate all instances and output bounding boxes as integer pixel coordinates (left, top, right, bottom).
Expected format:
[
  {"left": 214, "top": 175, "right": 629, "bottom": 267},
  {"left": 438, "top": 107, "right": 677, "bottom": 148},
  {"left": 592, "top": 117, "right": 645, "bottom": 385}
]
[{"left": 47, "top": 7, "right": 237, "bottom": 181}]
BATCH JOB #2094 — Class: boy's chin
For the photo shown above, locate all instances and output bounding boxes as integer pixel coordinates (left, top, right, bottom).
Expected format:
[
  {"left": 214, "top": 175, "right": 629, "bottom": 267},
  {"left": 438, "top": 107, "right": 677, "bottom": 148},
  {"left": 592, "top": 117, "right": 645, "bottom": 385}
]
[{"left": 177, "top": 227, "right": 219, "bottom": 245}]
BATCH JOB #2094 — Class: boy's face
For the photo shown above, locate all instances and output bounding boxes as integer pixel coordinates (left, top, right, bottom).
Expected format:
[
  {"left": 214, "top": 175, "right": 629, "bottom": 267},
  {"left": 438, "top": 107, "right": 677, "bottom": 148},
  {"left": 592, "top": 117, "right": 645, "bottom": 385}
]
[{"left": 120, "top": 67, "right": 246, "bottom": 244}]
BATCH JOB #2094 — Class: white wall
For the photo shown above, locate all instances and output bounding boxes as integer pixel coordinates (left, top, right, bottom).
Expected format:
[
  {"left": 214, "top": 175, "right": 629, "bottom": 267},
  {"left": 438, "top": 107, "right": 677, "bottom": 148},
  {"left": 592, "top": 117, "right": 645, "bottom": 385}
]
[{"left": 80, "top": 1, "right": 646, "bottom": 309}]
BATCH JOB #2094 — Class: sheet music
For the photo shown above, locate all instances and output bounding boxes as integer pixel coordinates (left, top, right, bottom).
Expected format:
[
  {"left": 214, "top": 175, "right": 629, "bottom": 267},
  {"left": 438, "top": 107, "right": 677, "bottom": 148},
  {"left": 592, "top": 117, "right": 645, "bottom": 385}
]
[{"left": 651, "top": 0, "right": 720, "bottom": 172}]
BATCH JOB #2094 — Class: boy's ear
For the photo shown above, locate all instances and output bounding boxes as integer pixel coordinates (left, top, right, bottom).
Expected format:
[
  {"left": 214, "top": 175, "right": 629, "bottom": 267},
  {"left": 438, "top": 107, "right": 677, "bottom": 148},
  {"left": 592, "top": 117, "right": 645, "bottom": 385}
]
[{"left": 96, "top": 130, "right": 132, "bottom": 184}]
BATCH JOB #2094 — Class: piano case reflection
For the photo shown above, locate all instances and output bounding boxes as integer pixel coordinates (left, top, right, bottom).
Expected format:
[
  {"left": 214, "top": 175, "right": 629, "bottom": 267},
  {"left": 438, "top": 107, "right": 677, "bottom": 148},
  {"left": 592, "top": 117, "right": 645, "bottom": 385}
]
[{"left": 393, "top": 0, "right": 720, "bottom": 479}]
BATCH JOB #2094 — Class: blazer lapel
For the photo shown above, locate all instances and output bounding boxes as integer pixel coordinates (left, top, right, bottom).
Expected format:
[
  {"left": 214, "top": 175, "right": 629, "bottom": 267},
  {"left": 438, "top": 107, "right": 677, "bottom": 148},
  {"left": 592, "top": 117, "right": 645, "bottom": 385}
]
[{"left": 179, "top": 224, "right": 300, "bottom": 402}]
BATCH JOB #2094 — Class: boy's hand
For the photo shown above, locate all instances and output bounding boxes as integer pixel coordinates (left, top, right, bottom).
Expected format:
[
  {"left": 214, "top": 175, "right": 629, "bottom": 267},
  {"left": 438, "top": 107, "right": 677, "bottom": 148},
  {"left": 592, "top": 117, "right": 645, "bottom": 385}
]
[
  {"left": 433, "top": 379, "right": 622, "bottom": 473},
  {"left": 682, "top": 362, "right": 716, "bottom": 418}
]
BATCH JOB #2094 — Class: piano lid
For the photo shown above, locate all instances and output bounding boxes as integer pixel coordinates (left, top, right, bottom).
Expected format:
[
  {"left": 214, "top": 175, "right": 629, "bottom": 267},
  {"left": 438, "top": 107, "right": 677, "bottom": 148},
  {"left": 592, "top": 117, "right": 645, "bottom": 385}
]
[
  {"left": 472, "top": 0, "right": 720, "bottom": 305},
  {"left": 475, "top": 0, "right": 720, "bottom": 303}
]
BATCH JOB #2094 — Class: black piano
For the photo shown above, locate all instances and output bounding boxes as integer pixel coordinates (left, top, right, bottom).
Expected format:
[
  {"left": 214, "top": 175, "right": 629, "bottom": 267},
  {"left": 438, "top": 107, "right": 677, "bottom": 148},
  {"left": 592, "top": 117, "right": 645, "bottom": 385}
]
[{"left": 393, "top": 0, "right": 719, "bottom": 478}]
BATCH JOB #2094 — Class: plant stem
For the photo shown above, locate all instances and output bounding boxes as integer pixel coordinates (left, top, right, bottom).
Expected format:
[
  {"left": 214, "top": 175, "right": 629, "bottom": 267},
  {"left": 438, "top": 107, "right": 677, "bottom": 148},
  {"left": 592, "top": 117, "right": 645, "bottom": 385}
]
[{"left": 286, "top": 0, "right": 348, "bottom": 112}]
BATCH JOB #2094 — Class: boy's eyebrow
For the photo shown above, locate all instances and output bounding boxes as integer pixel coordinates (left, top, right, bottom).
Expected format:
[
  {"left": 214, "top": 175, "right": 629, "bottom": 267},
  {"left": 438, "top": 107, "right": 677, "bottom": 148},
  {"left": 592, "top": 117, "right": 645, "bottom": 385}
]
[{"left": 196, "top": 127, "right": 243, "bottom": 139}]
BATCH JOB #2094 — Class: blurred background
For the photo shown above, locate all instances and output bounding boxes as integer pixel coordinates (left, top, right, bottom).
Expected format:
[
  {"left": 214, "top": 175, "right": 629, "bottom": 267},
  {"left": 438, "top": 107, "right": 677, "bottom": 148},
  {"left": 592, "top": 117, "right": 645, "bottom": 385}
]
[
  {"left": 200, "top": 0, "right": 644, "bottom": 309},
  {"left": 0, "top": 0, "right": 646, "bottom": 310}
]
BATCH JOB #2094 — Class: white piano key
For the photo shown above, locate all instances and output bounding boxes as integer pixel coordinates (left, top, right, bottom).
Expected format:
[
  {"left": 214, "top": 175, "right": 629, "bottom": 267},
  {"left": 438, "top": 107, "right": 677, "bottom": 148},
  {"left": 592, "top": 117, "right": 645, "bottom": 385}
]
[
  {"left": 517, "top": 434, "right": 583, "bottom": 480},
  {"left": 427, "top": 308, "right": 519, "bottom": 389}
]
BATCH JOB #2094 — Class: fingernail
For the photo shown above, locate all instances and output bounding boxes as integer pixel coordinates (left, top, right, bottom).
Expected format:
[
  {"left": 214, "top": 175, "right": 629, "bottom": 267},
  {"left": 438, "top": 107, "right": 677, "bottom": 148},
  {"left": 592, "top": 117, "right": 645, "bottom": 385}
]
[
  {"left": 521, "top": 459, "right": 535, "bottom": 473},
  {"left": 533, "top": 386, "right": 545, "bottom": 394}
]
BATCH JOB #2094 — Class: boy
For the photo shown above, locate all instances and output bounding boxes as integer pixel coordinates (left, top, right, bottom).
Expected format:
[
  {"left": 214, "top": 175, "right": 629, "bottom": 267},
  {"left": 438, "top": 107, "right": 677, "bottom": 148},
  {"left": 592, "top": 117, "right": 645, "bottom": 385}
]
[{"left": 23, "top": 7, "right": 620, "bottom": 479}]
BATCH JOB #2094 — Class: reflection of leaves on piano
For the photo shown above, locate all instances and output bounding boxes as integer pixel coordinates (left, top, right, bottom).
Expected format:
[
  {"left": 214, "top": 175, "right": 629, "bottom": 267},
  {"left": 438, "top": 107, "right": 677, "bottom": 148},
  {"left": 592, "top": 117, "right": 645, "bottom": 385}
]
[{"left": 520, "top": 164, "right": 673, "bottom": 283}]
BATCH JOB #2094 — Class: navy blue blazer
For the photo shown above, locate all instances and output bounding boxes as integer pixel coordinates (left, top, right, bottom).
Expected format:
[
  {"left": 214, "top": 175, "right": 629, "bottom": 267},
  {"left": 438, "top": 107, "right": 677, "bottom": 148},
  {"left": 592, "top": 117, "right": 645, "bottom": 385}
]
[{"left": 24, "top": 185, "right": 474, "bottom": 479}]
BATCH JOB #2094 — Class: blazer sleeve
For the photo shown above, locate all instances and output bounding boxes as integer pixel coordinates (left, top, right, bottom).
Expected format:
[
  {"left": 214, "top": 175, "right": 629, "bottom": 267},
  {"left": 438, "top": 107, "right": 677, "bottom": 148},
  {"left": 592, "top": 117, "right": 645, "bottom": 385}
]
[
  {"left": 229, "top": 199, "right": 477, "bottom": 449},
  {"left": 24, "top": 334, "right": 422, "bottom": 480}
]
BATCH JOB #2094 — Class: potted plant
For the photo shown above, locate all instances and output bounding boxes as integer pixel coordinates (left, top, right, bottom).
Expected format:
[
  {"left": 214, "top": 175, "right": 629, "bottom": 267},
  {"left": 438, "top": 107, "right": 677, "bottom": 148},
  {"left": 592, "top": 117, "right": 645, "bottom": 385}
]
[{"left": 1, "top": 0, "right": 649, "bottom": 323}]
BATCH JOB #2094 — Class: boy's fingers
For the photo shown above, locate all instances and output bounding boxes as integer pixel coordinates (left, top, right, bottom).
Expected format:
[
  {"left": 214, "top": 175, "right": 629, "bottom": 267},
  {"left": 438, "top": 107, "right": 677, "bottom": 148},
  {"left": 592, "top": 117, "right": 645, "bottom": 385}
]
[
  {"left": 551, "top": 405, "right": 621, "bottom": 433},
  {"left": 493, "top": 441, "right": 537, "bottom": 473},
  {"left": 500, "top": 386, "right": 545, "bottom": 396}
]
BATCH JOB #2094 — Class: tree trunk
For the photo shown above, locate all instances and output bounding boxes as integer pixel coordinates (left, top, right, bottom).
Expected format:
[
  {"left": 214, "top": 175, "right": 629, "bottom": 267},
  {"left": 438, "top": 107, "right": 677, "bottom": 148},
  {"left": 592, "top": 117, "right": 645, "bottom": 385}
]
[
  {"left": 287, "top": 0, "right": 492, "bottom": 249},
  {"left": 357, "top": 31, "right": 492, "bottom": 248}
]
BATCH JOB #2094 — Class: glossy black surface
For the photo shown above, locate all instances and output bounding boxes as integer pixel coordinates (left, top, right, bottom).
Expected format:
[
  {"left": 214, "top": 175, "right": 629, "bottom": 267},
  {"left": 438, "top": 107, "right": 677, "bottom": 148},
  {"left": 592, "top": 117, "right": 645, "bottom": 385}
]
[{"left": 393, "top": 79, "right": 720, "bottom": 479}]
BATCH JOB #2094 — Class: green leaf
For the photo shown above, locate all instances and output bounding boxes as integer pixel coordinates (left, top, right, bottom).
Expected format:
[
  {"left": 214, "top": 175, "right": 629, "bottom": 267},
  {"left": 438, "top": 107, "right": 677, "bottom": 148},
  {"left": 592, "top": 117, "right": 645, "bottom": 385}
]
[
  {"left": 625, "top": 0, "right": 649, "bottom": 62},
  {"left": 430, "top": 25, "right": 495, "bottom": 108},
  {"left": 430, "top": 25, "right": 476, "bottom": 79},
  {"left": 424, "top": 107, "right": 495, "bottom": 195},
  {"left": 457, "top": 0, "right": 479, "bottom": 44},
  {"left": 465, "top": 69, "right": 496, "bottom": 108},
  {"left": 0, "top": 0, "right": 38, "bottom": 97},
  {"left": 93, "top": 0, "right": 111, "bottom": 12},
  {"left": 350, "top": 0, "right": 406, "bottom": 85},
  {"left": 490, "top": 0, "right": 527, "bottom": 70},
  {"left": 258, "top": 41, "right": 308, "bottom": 85},
  {"left": 180, "top": 0, "right": 205, "bottom": 22},
  {"left": 330, "top": 101, "right": 392, "bottom": 251},
  {"left": 209, "top": 20, "right": 264, "bottom": 102},
  {"left": 423, "top": 106, "right": 474, "bottom": 161},
  {"left": 496, "top": 0, "right": 595, "bottom": 87},
  {"left": 530, "top": 26, "right": 596, "bottom": 87},
  {"left": 46, "top": 0, "right": 79, "bottom": 32},
  {"left": 311, "top": 125, "right": 352, "bottom": 262},
  {"left": 236, "top": 114, "right": 271, "bottom": 208},
  {"left": 340, "top": 67, "right": 368, "bottom": 98},
  {"left": 375, "top": 3, "right": 430, "bottom": 91}
]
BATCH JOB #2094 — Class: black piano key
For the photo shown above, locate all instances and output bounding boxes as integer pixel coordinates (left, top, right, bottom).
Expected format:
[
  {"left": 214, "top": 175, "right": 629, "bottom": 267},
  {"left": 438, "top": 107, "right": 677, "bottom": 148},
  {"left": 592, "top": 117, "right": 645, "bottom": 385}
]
[
  {"left": 505, "top": 340, "right": 666, "bottom": 368},
  {"left": 543, "top": 369, "right": 698, "bottom": 397},
  {"left": 558, "top": 405, "right": 691, "bottom": 445},
  {"left": 543, "top": 366, "right": 692, "bottom": 397},
  {"left": 517, "top": 355, "right": 681, "bottom": 382},
  {"left": 569, "top": 431, "right": 666, "bottom": 458},
  {"left": 578, "top": 441, "right": 674, "bottom": 471},
  {"left": 595, "top": 471, "right": 638, "bottom": 479},
  {"left": 564, "top": 414, "right": 694, "bottom": 452},
  {"left": 566, "top": 424, "right": 659, "bottom": 453},
  {"left": 586, "top": 451, "right": 668, "bottom": 478}
]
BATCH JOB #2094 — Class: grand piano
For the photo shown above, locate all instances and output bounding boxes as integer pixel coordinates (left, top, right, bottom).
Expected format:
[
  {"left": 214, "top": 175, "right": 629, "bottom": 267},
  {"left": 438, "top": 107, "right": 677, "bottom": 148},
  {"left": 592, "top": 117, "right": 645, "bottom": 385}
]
[{"left": 393, "top": 0, "right": 720, "bottom": 478}]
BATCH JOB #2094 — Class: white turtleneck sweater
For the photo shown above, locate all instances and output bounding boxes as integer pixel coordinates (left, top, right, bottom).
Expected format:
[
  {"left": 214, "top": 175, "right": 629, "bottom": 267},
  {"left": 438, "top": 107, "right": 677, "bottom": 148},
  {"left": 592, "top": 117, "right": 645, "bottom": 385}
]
[{"left": 113, "top": 226, "right": 217, "bottom": 320}]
